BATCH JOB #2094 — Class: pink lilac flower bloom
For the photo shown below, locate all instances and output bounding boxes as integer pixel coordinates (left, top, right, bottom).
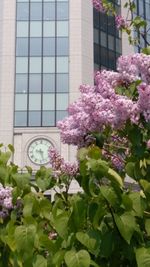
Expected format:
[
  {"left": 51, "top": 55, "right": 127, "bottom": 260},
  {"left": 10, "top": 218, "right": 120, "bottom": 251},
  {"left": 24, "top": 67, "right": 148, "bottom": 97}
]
[
  {"left": 49, "top": 147, "right": 78, "bottom": 177},
  {"left": 57, "top": 53, "right": 150, "bottom": 147},
  {"left": 115, "top": 15, "right": 129, "bottom": 30},
  {"left": 92, "top": 0, "right": 106, "bottom": 13},
  {"left": 0, "top": 185, "right": 13, "bottom": 219}
]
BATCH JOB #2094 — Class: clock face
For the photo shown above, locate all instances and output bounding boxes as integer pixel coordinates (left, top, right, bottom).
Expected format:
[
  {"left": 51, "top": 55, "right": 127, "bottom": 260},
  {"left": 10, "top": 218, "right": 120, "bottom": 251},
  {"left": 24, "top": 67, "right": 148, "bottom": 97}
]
[{"left": 28, "top": 139, "right": 52, "bottom": 165}]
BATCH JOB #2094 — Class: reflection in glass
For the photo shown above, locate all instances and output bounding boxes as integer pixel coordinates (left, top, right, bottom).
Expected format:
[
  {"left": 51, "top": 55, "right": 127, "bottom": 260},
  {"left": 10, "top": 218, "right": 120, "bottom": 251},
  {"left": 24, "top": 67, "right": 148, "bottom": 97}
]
[
  {"left": 15, "top": 94, "right": 27, "bottom": 110},
  {"left": 56, "top": 93, "right": 68, "bottom": 110},
  {"left": 30, "top": 38, "right": 42, "bottom": 56},
  {"left": 17, "top": 22, "right": 28, "bottom": 37},
  {"left": 30, "top": 22, "right": 42, "bottom": 37},
  {"left": 16, "top": 38, "right": 28, "bottom": 56},
  {"left": 57, "top": 21, "right": 68, "bottom": 36},
  {"left": 29, "top": 74, "right": 41, "bottom": 92},
  {"left": 16, "top": 57, "right": 28, "bottom": 73},
  {"left": 57, "top": 38, "right": 68, "bottom": 55},
  {"left": 43, "top": 22, "right": 55, "bottom": 37},
  {"left": 57, "top": 3, "right": 68, "bottom": 20},
  {"left": 56, "top": 74, "right": 68, "bottom": 92},
  {"left": 15, "top": 111, "right": 27, "bottom": 126},
  {"left": 43, "top": 74, "right": 55, "bottom": 92},
  {"left": 44, "top": 3, "right": 55, "bottom": 20},
  {"left": 17, "top": 3, "right": 29, "bottom": 20},
  {"left": 56, "top": 111, "right": 68, "bottom": 122},
  {"left": 16, "top": 74, "right": 28, "bottom": 93},
  {"left": 43, "top": 38, "right": 55, "bottom": 56},
  {"left": 30, "top": 57, "right": 41, "bottom": 73},
  {"left": 29, "top": 94, "right": 41, "bottom": 110},
  {"left": 57, "top": 57, "right": 68, "bottom": 73},
  {"left": 43, "top": 94, "right": 55, "bottom": 110},
  {"left": 30, "top": 3, "right": 42, "bottom": 20},
  {"left": 43, "top": 57, "right": 55, "bottom": 73},
  {"left": 42, "top": 111, "right": 55, "bottom": 126},
  {"left": 29, "top": 111, "right": 41, "bottom": 126}
]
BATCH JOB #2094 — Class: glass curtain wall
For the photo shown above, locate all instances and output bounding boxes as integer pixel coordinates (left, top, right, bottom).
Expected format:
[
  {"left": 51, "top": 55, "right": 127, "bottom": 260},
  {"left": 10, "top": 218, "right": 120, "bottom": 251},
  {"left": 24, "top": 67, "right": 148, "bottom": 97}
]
[
  {"left": 15, "top": 0, "right": 69, "bottom": 127},
  {"left": 134, "top": 0, "right": 150, "bottom": 52},
  {"left": 93, "top": 0, "right": 121, "bottom": 70}
]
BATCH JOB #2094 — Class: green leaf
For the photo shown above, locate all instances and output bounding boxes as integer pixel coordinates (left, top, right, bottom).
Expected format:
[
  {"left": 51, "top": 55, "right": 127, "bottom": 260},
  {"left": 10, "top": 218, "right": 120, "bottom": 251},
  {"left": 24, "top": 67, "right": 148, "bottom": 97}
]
[
  {"left": 14, "top": 225, "right": 36, "bottom": 252},
  {"left": 69, "top": 195, "right": 87, "bottom": 230},
  {"left": 114, "top": 212, "right": 136, "bottom": 244},
  {"left": 52, "top": 250, "right": 66, "bottom": 266},
  {"left": 145, "top": 219, "right": 150, "bottom": 236},
  {"left": 100, "top": 231, "right": 114, "bottom": 257},
  {"left": 52, "top": 212, "right": 69, "bottom": 239},
  {"left": 76, "top": 230, "right": 100, "bottom": 256},
  {"left": 12, "top": 173, "right": 30, "bottom": 190},
  {"left": 107, "top": 168, "right": 123, "bottom": 188},
  {"left": 142, "top": 46, "right": 150, "bottom": 55},
  {"left": 0, "top": 151, "right": 11, "bottom": 165},
  {"left": 136, "top": 247, "right": 150, "bottom": 267},
  {"left": 39, "top": 198, "right": 52, "bottom": 220},
  {"left": 64, "top": 250, "right": 90, "bottom": 267},
  {"left": 33, "top": 255, "right": 47, "bottom": 267},
  {"left": 87, "top": 159, "right": 109, "bottom": 178},
  {"left": 8, "top": 144, "right": 15, "bottom": 153},
  {"left": 77, "top": 148, "right": 88, "bottom": 161},
  {"left": 87, "top": 145, "right": 102, "bottom": 160},
  {"left": 129, "top": 192, "right": 143, "bottom": 217},
  {"left": 125, "top": 162, "right": 135, "bottom": 179},
  {"left": 100, "top": 186, "right": 119, "bottom": 208}
]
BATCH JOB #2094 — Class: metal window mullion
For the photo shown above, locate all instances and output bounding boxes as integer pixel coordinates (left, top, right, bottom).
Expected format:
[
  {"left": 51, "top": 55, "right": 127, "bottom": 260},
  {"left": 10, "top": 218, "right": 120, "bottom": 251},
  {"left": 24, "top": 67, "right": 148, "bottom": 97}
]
[
  {"left": 55, "top": 0, "right": 57, "bottom": 126},
  {"left": 27, "top": 0, "right": 30, "bottom": 126},
  {"left": 41, "top": 0, "right": 44, "bottom": 127}
]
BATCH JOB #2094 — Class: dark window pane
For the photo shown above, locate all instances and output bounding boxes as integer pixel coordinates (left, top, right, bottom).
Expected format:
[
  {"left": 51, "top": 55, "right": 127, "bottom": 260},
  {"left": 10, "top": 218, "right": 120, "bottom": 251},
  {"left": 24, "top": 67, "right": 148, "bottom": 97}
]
[
  {"left": 116, "top": 38, "right": 121, "bottom": 53},
  {"left": 101, "top": 47, "right": 108, "bottom": 66},
  {"left": 42, "top": 111, "right": 55, "bottom": 126},
  {"left": 43, "top": 74, "right": 55, "bottom": 92},
  {"left": 100, "top": 13, "right": 107, "bottom": 31},
  {"left": 56, "top": 111, "right": 68, "bottom": 123},
  {"left": 15, "top": 111, "right": 27, "bottom": 126},
  {"left": 100, "top": 31, "right": 107, "bottom": 47},
  {"left": 44, "top": 3, "right": 55, "bottom": 20},
  {"left": 94, "top": 29, "right": 99, "bottom": 44},
  {"left": 94, "top": 44, "right": 100, "bottom": 64},
  {"left": 43, "top": 38, "right": 55, "bottom": 56},
  {"left": 29, "top": 74, "right": 41, "bottom": 92},
  {"left": 16, "top": 74, "right": 28, "bottom": 93},
  {"left": 30, "top": 3, "right": 42, "bottom": 20},
  {"left": 108, "top": 50, "right": 116, "bottom": 69},
  {"left": 108, "top": 35, "right": 114, "bottom": 50},
  {"left": 17, "top": 3, "right": 29, "bottom": 20},
  {"left": 108, "top": 16, "right": 115, "bottom": 35},
  {"left": 29, "top": 111, "right": 41, "bottom": 126},
  {"left": 57, "top": 37, "right": 68, "bottom": 56},
  {"left": 16, "top": 38, "right": 28, "bottom": 56},
  {"left": 57, "top": 74, "right": 68, "bottom": 92},
  {"left": 94, "top": 9, "right": 99, "bottom": 28},
  {"left": 30, "top": 38, "right": 42, "bottom": 56},
  {"left": 57, "top": 3, "right": 69, "bottom": 20}
]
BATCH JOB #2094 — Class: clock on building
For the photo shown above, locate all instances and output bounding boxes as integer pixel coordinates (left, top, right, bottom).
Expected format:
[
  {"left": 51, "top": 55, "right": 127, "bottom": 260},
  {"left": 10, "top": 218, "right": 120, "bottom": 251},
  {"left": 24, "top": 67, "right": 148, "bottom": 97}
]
[{"left": 28, "top": 138, "right": 53, "bottom": 165}]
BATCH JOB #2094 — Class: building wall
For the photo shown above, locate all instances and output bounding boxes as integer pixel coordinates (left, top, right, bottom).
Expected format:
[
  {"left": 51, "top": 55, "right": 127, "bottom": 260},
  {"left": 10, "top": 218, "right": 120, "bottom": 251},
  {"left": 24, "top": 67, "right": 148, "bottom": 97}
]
[
  {"left": 0, "top": 0, "right": 93, "bottom": 169},
  {"left": 0, "top": 0, "right": 16, "bottom": 148}
]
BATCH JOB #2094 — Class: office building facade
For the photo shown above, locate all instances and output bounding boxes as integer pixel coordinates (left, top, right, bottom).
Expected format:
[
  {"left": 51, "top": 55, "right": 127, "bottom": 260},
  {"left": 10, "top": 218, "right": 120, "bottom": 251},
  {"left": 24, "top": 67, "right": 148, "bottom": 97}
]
[
  {"left": 3, "top": 0, "right": 146, "bottom": 171},
  {"left": 0, "top": 0, "right": 93, "bottom": 169}
]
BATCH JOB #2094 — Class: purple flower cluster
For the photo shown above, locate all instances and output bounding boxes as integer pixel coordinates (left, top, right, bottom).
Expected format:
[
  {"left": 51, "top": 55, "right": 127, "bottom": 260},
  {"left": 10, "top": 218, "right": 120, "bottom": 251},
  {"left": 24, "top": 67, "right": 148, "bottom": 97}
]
[
  {"left": 0, "top": 185, "right": 13, "bottom": 219},
  {"left": 49, "top": 148, "right": 78, "bottom": 177},
  {"left": 57, "top": 53, "right": 150, "bottom": 147},
  {"left": 115, "top": 15, "right": 129, "bottom": 30},
  {"left": 92, "top": 0, "right": 106, "bottom": 13}
]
